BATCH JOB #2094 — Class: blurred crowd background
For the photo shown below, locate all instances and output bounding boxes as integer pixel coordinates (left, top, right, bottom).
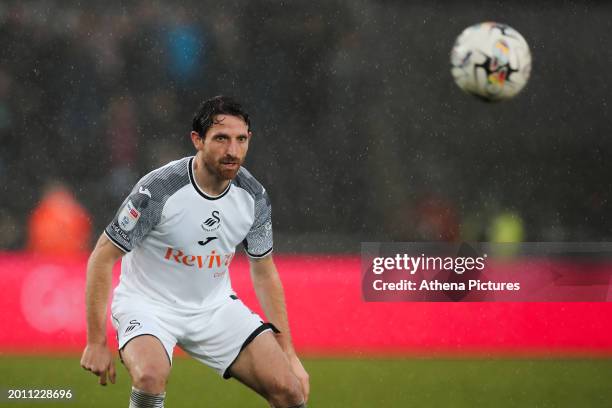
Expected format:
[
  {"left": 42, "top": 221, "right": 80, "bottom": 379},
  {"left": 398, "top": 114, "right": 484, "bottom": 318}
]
[{"left": 1, "top": 0, "right": 611, "bottom": 253}]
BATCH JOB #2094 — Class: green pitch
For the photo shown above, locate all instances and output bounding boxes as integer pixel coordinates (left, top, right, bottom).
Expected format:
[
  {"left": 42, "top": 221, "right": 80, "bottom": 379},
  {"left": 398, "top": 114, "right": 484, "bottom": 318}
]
[{"left": 1, "top": 355, "right": 612, "bottom": 407}]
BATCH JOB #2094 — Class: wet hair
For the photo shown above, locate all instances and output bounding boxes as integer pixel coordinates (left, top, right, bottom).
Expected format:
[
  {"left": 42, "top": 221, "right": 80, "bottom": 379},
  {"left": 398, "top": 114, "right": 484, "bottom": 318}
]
[{"left": 192, "top": 95, "right": 251, "bottom": 138}]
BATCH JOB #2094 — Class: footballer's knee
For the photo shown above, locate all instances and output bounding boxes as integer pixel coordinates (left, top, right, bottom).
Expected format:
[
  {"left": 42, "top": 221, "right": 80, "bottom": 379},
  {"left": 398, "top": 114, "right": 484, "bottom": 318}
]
[
  {"left": 266, "top": 373, "right": 304, "bottom": 408},
  {"left": 129, "top": 363, "right": 170, "bottom": 394}
]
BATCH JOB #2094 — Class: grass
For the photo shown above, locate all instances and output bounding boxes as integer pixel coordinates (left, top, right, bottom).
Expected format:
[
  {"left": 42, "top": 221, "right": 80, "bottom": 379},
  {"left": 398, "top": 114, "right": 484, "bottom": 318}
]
[{"left": 1, "top": 355, "right": 612, "bottom": 407}]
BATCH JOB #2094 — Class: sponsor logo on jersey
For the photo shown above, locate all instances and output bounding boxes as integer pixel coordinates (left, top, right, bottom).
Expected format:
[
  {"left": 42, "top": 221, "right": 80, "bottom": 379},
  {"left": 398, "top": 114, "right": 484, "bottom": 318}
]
[
  {"left": 125, "top": 319, "right": 141, "bottom": 334},
  {"left": 201, "top": 210, "right": 221, "bottom": 231},
  {"left": 164, "top": 247, "right": 234, "bottom": 271},
  {"left": 111, "top": 224, "right": 130, "bottom": 242},
  {"left": 198, "top": 237, "right": 218, "bottom": 246},
  {"left": 118, "top": 200, "right": 141, "bottom": 231}
]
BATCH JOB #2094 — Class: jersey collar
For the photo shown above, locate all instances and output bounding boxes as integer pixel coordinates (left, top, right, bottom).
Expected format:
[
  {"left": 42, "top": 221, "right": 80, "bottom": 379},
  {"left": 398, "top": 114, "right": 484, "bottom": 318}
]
[{"left": 188, "top": 157, "right": 232, "bottom": 200}]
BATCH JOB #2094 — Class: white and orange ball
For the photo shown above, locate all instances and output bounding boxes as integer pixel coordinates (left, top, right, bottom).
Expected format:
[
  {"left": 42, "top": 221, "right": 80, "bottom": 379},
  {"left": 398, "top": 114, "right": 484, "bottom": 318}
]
[{"left": 451, "top": 22, "right": 532, "bottom": 101}]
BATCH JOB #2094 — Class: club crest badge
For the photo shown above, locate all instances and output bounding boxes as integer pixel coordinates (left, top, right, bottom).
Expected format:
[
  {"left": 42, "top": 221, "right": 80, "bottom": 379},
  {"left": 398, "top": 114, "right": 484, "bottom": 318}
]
[{"left": 201, "top": 210, "right": 221, "bottom": 232}]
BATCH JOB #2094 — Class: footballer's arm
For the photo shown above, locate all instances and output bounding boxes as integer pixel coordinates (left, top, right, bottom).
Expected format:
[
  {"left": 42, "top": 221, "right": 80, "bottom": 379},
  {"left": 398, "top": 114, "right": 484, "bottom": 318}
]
[
  {"left": 249, "top": 255, "right": 310, "bottom": 401},
  {"left": 80, "top": 233, "right": 124, "bottom": 385}
]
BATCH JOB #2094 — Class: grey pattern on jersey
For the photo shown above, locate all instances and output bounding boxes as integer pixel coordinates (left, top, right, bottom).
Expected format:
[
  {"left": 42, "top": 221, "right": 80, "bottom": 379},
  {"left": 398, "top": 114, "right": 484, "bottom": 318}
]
[
  {"left": 233, "top": 167, "right": 273, "bottom": 257},
  {"left": 105, "top": 158, "right": 190, "bottom": 252}
]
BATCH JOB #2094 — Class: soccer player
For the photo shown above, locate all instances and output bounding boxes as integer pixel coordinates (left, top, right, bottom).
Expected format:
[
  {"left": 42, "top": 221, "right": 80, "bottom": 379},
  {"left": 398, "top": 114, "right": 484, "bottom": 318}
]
[{"left": 80, "top": 96, "right": 309, "bottom": 408}]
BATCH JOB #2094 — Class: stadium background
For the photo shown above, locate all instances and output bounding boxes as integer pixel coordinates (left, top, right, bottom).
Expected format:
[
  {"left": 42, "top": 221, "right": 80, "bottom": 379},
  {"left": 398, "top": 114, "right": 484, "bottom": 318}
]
[{"left": 1, "top": 1, "right": 612, "bottom": 406}]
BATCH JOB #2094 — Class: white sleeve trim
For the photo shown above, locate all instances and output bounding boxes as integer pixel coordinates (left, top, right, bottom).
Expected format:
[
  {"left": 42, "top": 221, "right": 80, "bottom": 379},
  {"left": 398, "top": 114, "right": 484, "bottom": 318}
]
[
  {"left": 104, "top": 230, "right": 129, "bottom": 253},
  {"left": 245, "top": 247, "right": 273, "bottom": 259}
]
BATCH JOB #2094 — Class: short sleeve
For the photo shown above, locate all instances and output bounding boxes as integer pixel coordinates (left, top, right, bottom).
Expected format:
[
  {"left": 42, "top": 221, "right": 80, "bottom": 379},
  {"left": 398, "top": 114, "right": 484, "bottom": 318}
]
[
  {"left": 243, "top": 188, "right": 273, "bottom": 258},
  {"left": 104, "top": 180, "right": 161, "bottom": 252}
]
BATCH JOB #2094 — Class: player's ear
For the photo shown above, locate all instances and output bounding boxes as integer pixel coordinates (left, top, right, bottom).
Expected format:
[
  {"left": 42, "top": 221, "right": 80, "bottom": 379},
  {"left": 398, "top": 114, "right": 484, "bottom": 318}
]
[{"left": 190, "top": 131, "right": 204, "bottom": 149}]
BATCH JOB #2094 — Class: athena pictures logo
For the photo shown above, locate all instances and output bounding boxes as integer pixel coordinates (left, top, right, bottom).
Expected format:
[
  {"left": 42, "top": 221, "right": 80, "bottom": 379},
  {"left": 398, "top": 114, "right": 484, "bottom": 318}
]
[
  {"left": 201, "top": 210, "right": 221, "bottom": 232},
  {"left": 362, "top": 242, "right": 612, "bottom": 302}
]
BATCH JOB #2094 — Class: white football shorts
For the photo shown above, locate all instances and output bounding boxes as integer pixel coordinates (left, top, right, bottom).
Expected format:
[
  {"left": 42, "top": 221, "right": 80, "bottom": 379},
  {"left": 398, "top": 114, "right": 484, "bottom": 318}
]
[{"left": 111, "top": 293, "right": 277, "bottom": 378}]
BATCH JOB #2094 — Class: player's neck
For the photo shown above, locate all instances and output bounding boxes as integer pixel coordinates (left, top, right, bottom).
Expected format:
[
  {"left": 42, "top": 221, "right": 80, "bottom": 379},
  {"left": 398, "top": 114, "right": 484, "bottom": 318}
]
[{"left": 192, "top": 157, "right": 230, "bottom": 196}]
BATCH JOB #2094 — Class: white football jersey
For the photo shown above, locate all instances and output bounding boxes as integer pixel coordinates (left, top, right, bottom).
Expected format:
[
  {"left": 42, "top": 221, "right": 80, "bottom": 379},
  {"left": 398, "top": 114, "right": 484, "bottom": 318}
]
[{"left": 105, "top": 157, "right": 273, "bottom": 311}]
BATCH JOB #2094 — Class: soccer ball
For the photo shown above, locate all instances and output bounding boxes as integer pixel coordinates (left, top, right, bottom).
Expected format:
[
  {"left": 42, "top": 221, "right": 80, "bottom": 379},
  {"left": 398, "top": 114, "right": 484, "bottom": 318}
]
[{"left": 450, "top": 22, "right": 532, "bottom": 101}]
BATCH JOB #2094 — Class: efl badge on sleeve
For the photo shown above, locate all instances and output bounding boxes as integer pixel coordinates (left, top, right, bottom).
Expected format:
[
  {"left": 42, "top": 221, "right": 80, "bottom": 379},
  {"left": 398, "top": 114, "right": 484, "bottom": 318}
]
[{"left": 118, "top": 200, "right": 141, "bottom": 231}]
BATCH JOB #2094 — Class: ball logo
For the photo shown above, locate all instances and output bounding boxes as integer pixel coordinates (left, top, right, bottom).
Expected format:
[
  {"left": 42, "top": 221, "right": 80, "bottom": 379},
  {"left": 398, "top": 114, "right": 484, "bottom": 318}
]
[
  {"left": 118, "top": 200, "right": 141, "bottom": 231},
  {"left": 201, "top": 210, "right": 221, "bottom": 232}
]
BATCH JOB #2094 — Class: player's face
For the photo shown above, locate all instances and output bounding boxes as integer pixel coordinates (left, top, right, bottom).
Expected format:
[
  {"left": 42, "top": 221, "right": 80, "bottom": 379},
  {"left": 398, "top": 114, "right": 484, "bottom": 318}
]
[{"left": 196, "top": 114, "right": 251, "bottom": 180}]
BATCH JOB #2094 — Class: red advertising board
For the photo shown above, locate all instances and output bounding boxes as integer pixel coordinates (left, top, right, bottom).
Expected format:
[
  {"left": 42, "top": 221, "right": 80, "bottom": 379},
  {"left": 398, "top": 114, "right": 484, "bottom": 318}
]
[{"left": 1, "top": 252, "right": 612, "bottom": 355}]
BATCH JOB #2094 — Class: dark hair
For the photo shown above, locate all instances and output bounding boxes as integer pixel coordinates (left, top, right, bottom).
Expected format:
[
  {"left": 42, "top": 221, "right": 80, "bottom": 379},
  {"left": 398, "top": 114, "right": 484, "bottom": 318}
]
[{"left": 192, "top": 95, "right": 251, "bottom": 138}]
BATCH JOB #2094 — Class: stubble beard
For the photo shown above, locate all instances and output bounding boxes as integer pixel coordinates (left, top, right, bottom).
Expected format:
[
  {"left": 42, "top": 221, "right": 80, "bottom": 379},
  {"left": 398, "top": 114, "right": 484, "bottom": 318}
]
[{"left": 204, "top": 156, "right": 242, "bottom": 181}]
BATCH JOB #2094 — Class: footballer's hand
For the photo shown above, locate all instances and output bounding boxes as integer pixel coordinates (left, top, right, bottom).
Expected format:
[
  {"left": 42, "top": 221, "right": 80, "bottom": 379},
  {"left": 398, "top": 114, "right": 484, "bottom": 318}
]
[
  {"left": 80, "top": 343, "right": 116, "bottom": 386},
  {"left": 288, "top": 353, "right": 310, "bottom": 403}
]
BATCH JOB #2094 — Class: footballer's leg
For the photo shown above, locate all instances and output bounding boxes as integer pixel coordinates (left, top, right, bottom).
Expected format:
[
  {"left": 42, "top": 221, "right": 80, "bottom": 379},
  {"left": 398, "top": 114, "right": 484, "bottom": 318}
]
[
  {"left": 227, "top": 331, "right": 305, "bottom": 408},
  {"left": 121, "top": 335, "right": 171, "bottom": 408}
]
